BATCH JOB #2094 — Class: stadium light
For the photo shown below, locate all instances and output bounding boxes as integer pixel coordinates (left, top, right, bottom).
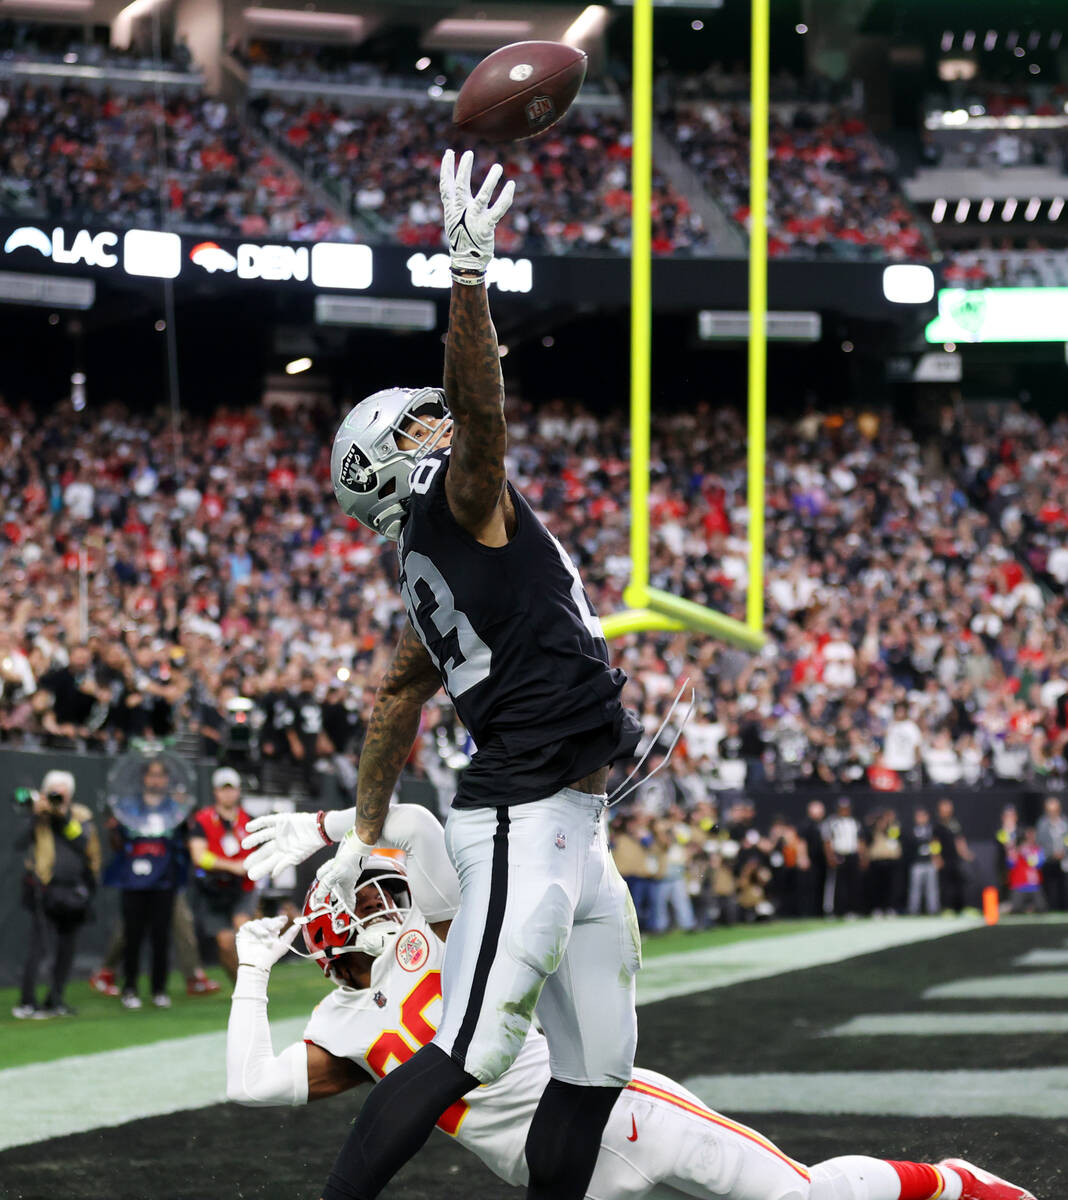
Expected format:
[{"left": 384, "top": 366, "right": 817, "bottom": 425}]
[
  {"left": 1024, "top": 197, "right": 1042, "bottom": 221},
  {"left": 563, "top": 6, "right": 608, "bottom": 47},
  {"left": 1049, "top": 197, "right": 1065, "bottom": 220},
  {"left": 962, "top": 30, "right": 976, "bottom": 51},
  {"left": 941, "top": 31, "right": 953, "bottom": 52},
  {"left": 1002, "top": 198, "right": 1018, "bottom": 220},
  {"left": 954, "top": 198, "right": 971, "bottom": 223},
  {"left": 932, "top": 198, "right": 947, "bottom": 223},
  {"left": 883, "top": 265, "right": 935, "bottom": 305},
  {"left": 978, "top": 197, "right": 994, "bottom": 222},
  {"left": 285, "top": 357, "right": 312, "bottom": 375},
  {"left": 984, "top": 30, "right": 997, "bottom": 50}
]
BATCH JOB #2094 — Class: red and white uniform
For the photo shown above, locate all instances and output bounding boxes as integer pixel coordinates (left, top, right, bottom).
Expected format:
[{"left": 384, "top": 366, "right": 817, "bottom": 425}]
[{"left": 303, "top": 909, "right": 810, "bottom": 1199}]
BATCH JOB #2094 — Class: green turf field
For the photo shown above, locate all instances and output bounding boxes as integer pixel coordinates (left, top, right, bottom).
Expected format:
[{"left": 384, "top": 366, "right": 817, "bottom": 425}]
[
  {"left": 0, "top": 919, "right": 830, "bottom": 1068},
  {"left": 2, "top": 916, "right": 1065, "bottom": 1200}
]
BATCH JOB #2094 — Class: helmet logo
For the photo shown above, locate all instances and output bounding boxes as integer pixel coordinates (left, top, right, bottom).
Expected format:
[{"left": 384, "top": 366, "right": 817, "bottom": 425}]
[
  {"left": 339, "top": 443, "right": 377, "bottom": 494},
  {"left": 395, "top": 929, "right": 430, "bottom": 972}
]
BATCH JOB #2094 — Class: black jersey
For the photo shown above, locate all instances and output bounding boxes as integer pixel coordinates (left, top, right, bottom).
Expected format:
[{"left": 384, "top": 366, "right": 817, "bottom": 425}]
[{"left": 398, "top": 450, "right": 641, "bottom": 807}]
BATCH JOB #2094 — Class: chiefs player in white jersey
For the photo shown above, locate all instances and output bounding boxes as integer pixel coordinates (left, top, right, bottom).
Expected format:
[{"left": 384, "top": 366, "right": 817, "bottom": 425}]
[{"left": 231, "top": 806, "right": 1034, "bottom": 1200}]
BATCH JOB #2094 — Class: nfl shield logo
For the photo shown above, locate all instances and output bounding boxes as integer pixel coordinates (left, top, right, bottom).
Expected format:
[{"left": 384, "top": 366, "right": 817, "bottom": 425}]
[
  {"left": 373, "top": 991, "right": 387, "bottom": 1009},
  {"left": 525, "top": 95, "right": 555, "bottom": 128},
  {"left": 554, "top": 831, "right": 567, "bottom": 850}
]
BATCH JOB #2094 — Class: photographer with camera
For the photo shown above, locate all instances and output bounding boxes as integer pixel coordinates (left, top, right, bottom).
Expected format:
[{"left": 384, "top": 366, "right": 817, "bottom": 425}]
[{"left": 13, "top": 770, "right": 100, "bottom": 1019}]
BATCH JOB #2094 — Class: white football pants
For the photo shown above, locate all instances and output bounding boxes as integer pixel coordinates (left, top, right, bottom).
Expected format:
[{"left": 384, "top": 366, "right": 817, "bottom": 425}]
[{"left": 433, "top": 787, "right": 640, "bottom": 1086}]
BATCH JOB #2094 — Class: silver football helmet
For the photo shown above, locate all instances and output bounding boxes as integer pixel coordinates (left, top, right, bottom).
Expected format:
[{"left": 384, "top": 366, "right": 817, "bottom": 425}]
[{"left": 331, "top": 387, "right": 451, "bottom": 540}]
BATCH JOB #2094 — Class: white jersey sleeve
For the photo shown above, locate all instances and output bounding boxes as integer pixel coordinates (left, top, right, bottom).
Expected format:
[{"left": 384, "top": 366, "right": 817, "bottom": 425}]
[{"left": 302, "top": 908, "right": 552, "bottom": 1187}]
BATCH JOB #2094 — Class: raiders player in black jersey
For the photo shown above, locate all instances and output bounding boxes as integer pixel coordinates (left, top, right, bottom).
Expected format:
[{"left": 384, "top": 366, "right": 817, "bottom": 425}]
[{"left": 308, "top": 149, "right": 643, "bottom": 1200}]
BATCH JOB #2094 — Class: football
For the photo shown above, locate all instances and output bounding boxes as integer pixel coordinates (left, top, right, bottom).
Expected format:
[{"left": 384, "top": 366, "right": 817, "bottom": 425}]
[{"left": 452, "top": 41, "right": 588, "bottom": 142}]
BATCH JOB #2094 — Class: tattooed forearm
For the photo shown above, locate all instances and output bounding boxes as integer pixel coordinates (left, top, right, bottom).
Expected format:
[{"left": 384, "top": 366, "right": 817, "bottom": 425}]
[
  {"left": 355, "top": 624, "right": 440, "bottom": 842},
  {"left": 354, "top": 693, "right": 423, "bottom": 841},
  {"left": 443, "top": 280, "right": 507, "bottom": 525}
]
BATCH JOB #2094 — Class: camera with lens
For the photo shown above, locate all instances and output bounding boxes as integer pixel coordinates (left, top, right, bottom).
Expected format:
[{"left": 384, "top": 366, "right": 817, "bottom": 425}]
[
  {"left": 12, "top": 787, "right": 67, "bottom": 809},
  {"left": 12, "top": 786, "right": 37, "bottom": 808}
]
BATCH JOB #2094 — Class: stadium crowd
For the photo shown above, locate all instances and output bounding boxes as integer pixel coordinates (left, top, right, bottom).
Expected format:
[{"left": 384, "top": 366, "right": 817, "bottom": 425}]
[
  {"left": 944, "top": 245, "right": 1068, "bottom": 289},
  {"left": 609, "top": 790, "right": 1067, "bottom": 931},
  {"left": 252, "top": 98, "right": 708, "bottom": 255},
  {"left": 0, "top": 394, "right": 1066, "bottom": 806},
  {"left": 0, "top": 82, "right": 344, "bottom": 239},
  {"left": 660, "top": 101, "right": 930, "bottom": 258}
]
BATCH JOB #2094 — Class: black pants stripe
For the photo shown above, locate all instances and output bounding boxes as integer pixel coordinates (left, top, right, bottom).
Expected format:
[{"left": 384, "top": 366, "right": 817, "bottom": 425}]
[{"left": 452, "top": 808, "right": 510, "bottom": 1068}]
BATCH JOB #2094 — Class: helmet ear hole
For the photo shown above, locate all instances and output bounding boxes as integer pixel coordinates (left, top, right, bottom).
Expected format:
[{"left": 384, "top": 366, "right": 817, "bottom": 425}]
[{"left": 378, "top": 477, "right": 397, "bottom": 499}]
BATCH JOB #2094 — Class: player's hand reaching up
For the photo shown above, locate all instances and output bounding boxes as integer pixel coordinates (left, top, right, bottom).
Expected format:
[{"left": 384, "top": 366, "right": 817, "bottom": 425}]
[
  {"left": 235, "top": 915, "right": 300, "bottom": 974},
  {"left": 315, "top": 828, "right": 377, "bottom": 897},
  {"left": 242, "top": 811, "right": 326, "bottom": 882},
  {"left": 440, "top": 148, "right": 514, "bottom": 278}
]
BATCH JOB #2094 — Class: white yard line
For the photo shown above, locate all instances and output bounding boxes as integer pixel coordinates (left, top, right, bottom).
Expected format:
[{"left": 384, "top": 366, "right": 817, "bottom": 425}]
[
  {"left": 822, "top": 1012, "right": 1068, "bottom": 1036},
  {"left": 0, "top": 915, "right": 999, "bottom": 1152},
  {"left": 924, "top": 972, "right": 1068, "bottom": 1000},
  {"left": 683, "top": 1068, "right": 1068, "bottom": 1118}
]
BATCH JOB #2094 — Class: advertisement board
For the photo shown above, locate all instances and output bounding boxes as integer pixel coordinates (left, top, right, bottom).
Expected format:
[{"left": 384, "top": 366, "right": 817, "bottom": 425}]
[
  {"left": 926, "top": 287, "right": 1068, "bottom": 343},
  {"left": 0, "top": 219, "right": 936, "bottom": 320}
]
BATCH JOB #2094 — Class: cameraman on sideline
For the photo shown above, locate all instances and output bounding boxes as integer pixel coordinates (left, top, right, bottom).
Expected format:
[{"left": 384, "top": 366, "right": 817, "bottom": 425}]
[{"left": 13, "top": 770, "right": 100, "bottom": 1019}]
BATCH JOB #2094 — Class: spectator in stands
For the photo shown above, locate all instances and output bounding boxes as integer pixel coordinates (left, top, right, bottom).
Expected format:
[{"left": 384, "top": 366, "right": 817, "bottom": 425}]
[
  {"left": 13, "top": 770, "right": 99, "bottom": 1018},
  {"left": 903, "top": 806, "right": 940, "bottom": 915},
  {"left": 188, "top": 767, "right": 257, "bottom": 980},
  {"left": 1035, "top": 796, "right": 1068, "bottom": 912},
  {"left": 933, "top": 797, "right": 972, "bottom": 914},
  {"left": 32, "top": 642, "right": 109, "bottom": 749},
  {"left": 883, "top": 702, "right": 924, "bottom": 786}
]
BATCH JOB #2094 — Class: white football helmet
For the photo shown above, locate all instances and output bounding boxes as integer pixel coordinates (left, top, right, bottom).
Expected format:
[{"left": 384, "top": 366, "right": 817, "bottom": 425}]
[
  {"left": 297, "top": 856, "right": 412, "bottom": 978},
  {"left": 331, "top": 387, "right": 451, "bottom": 540}
]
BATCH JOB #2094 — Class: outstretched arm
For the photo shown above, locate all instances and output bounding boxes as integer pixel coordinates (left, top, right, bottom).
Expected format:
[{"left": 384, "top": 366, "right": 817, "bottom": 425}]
[
  {"left": 439, "top": 149, "right": 516, "bottom": 542},
  {"left": 443, "top": 281, "right": 508, "bottom": 535}
]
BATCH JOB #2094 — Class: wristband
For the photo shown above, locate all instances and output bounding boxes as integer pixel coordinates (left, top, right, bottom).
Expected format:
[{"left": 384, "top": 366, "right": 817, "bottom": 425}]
[
  {"left": 451, "top": 269, "right": 486, "bottom": 286},
  {"left": 316, "top": 810, "right": 334, "bottom": 846}
]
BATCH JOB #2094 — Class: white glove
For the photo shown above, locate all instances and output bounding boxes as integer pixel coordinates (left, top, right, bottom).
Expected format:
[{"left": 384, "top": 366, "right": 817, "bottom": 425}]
[
  {"left": 242, "top": 812, "right": 327, "bottom": 883},
  {"left": 315, "top": 828, "right": 377, "bottom": 896},
  {"left": 235, "top": 916, "right": 301, "bottom": 974},
  {"left": 440, "top": 148, "right": 515, "bottom": 278}
]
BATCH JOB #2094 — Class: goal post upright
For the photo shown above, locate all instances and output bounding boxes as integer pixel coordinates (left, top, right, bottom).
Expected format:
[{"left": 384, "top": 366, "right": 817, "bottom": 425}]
[
  {"left": 627, "top": 0, "right": 653, "bottom": 610},
  {"left": 747, "top": 0, "right": 769, "bottom": 638},
  {"left": 601, "top": 0, "right": 766, "bottom": 651}
]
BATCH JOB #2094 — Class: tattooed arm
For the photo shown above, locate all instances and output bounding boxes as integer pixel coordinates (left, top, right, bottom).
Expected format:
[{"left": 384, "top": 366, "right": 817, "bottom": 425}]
[
  {"left": 442, "top": 280, "right": 516, "bottom": 544},
  {"left": 438, "top": 149, "right": 517, "bottom": 545},
  {"left": 354, "top": 622, "right": 442, "bottom": 844}
]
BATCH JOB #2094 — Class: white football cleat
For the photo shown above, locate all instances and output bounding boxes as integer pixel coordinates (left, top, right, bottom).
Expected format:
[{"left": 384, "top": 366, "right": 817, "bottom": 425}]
[{"left": 939, "top": 1159, "right": 1037, "bottom": 1200}]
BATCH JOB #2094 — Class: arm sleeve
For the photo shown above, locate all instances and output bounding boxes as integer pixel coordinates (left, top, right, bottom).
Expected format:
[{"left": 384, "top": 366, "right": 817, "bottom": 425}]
[
  {"left": 381, "top": 804, "right": 460, "bottom": 923},
  {"left": 226, "top": 966, "right": 309, "bottom": 1107},
  {"left": 323, "top": 807, "right": 357, "bottom": 843}
]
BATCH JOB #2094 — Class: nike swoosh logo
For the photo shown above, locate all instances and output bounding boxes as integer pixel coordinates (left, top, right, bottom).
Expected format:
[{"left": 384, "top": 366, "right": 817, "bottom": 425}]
[{"left": 627, "top": 1115, "right": 638, "bottom": 1142}]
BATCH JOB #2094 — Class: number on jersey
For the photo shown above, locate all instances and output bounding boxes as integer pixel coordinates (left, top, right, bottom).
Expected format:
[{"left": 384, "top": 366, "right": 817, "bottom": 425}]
[{"left": 365, "top": 970, "right": 471, "bottom": 1136}]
